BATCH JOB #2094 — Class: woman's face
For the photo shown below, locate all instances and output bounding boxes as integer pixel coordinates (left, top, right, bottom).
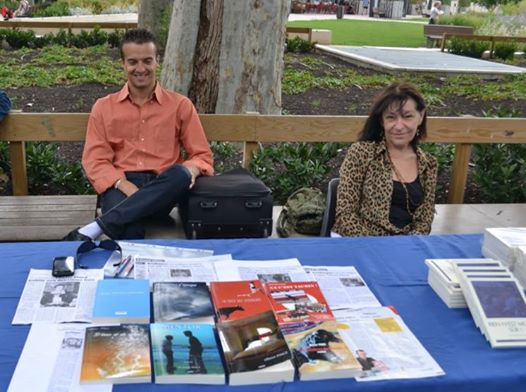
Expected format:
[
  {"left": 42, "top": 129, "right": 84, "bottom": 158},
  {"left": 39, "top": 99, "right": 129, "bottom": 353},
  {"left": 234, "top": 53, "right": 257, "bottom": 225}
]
[{"left": 381, "top": 98, "right": 425, "bottom": 150}]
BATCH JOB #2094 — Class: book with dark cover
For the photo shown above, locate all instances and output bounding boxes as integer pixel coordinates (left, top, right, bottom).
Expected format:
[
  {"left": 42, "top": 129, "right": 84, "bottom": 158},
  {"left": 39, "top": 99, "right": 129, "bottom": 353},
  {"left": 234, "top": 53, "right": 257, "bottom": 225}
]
[
  {"left": 92, "top": 279, "right": 150, "bottom": 324},
  {"left": 150, "top": 322, "right": 224, "bottom": 384},
  {"left": 80, "top": 324, "right": 151, "bottom": 384},
  {"left": 210, "top": 280, "right": 294, "bottom": 385},
  {"left": 153, "top": 282, "right": 214, "bottom": 323}
]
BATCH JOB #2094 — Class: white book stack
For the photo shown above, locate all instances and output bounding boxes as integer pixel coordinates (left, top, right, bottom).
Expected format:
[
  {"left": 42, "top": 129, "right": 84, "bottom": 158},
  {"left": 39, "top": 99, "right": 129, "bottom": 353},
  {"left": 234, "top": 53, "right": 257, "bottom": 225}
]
[
  {"left": 513, "top": 246, "right": 526, "bottom": 290},
  {"left": 453, "top": 260, "right": 526, "bottom": 348},
  {"left": 425, "top": 259, "right": 470, "bottom": 308},
  {"left": 482, "top": 227, "right": 526, "bottom": 269}
]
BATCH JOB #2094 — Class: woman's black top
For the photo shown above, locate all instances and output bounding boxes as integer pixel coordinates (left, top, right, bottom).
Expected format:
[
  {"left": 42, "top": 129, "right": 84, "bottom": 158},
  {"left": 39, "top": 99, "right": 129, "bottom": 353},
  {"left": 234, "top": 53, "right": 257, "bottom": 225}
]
[{"left": 389, "top": 176, "right": 424, "bottom": 229}]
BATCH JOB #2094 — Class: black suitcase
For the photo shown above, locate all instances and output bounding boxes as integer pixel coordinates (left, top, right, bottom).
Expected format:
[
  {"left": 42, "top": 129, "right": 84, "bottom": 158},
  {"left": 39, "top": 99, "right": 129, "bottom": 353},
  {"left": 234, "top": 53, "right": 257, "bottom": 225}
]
[{"left": 179, "top": 168, "right": 273, "bottom": 239}]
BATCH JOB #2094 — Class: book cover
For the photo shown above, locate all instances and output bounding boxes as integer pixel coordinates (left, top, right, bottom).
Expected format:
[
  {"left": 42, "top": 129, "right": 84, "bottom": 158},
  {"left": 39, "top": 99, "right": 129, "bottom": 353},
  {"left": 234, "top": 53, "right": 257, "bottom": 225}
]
[
  {"left": 264, "top": 281, "right": 335, "bottom": 325},
  {"left": 210, "top": 280, "right": 273, "bottom": 322},
  {"left": 210, "top": 280, "right": 294, "bottom": 385},
  {"left": 92, "top": 278, "right": 150, "bottom": 324},
  {"left": 150, "top": 322, "right": 224, "bottom": 384},
  {"left": 284, "top": 320, "right": 361, "bottom": 381},
  {"left": 80, "top": 324, "right": 151, "bottom": 384},
  {"left": 152, "top": 282, "right": 214, "bottom": 323}
]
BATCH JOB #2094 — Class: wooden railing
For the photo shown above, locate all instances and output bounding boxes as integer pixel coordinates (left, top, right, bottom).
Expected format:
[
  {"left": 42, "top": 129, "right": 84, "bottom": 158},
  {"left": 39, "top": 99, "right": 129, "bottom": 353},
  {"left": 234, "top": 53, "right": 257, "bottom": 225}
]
[
  {"left": 440, "top": 33, "right": 526, "bottom": 58},
  {"left": 1, "top": 113, "right": 525, "bottom": 203}
]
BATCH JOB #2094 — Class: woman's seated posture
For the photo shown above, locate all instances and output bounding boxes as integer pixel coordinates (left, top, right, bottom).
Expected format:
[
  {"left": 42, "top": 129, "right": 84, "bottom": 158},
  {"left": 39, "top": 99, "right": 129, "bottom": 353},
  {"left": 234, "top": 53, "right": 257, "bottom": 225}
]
[{"left": 332, "top": 82, "right": 437, "bottom": 237}]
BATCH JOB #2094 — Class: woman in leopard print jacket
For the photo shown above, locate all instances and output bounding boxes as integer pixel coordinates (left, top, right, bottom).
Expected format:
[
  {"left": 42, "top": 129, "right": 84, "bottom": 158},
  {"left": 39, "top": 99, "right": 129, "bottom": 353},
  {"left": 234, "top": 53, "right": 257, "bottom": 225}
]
[{"left": 332, "top": 82, "right": 437, "bottom": 237}]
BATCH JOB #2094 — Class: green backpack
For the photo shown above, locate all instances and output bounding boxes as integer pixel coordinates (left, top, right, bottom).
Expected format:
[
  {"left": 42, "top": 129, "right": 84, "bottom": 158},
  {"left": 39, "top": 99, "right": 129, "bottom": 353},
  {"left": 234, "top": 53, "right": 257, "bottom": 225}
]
[{"left": 277, "top": 187, "right": 326, "bottom": 238}]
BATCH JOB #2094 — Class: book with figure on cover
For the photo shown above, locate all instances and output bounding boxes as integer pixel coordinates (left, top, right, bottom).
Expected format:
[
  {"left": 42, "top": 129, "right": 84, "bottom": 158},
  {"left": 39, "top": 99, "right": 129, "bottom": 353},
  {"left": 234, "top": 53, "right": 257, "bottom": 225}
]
[
  {"left": 150, "top": 322, "right": 224, "bottom": 384},
  {"left": 152, "top": 282, "right": 214, "bottom": 323},
  {"left": 92, "top": 279, "right": 150, "bottom": 324},
  {"left": 80, "top": 324, "right": 151, "bottom": 384},
  {"left": 209, "top": 280, "right": 294, "bottom": 385}
]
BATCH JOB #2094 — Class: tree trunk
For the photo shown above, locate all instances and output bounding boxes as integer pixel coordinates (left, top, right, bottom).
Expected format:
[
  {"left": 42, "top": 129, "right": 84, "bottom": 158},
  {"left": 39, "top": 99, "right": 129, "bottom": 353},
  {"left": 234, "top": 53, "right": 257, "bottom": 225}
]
[
  {"left": 138, "top": 0, "right": 174, "bottom": 50},
  {"left": 161, "top": 0, "right": 290, "bottom": 115}
]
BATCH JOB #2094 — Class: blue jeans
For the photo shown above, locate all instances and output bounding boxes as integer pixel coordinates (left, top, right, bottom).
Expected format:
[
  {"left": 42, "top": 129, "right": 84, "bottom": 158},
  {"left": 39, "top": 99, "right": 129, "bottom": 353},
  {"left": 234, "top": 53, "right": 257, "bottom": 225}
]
[{"left": 97, "top": 164, "right": 191, "bottom": 239}]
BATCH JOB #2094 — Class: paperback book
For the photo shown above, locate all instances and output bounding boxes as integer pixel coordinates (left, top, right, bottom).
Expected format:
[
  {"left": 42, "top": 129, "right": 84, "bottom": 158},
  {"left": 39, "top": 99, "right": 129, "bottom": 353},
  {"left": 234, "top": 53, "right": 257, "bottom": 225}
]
[
  {"left": 454, "top": 263, "right": 526, "bottom": 348},
  {"left": 210, "top": 280, "right": 294, "bottom": 385},
  {"left": 150, "top": 322, "right": 224, "bottom": 384},
  {"left": 92, "top": 279, "right": 150, "bottom": 324},
  {"left": 482, "top": 227, "right": 526, "bottom": 268},
  {"left": 80, "top": 324, "right": 151, "bottom": 384},
  {"left": 153, "top": 282, "right": 214, "bottom": 323}
]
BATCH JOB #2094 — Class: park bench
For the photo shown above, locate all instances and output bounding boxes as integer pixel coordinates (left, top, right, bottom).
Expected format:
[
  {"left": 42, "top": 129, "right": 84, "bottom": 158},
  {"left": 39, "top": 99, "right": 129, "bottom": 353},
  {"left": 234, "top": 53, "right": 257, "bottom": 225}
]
[
  {"left": 423, "top": 24, "right": 473, "bottom": 48},
  {"left": 1, "top": 113, "right": 525, "bottom": 241},
  {"left": 440, "top": 33, "right": 526, "bottom": 58},
  {"left": 372, "top": 7, "right": 386, "bottom": 18}
]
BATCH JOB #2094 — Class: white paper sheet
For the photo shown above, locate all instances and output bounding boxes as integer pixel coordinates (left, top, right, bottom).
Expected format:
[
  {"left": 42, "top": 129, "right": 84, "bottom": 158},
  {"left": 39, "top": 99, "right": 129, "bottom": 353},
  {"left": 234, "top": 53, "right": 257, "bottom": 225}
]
[
  {"left": 214, "top": 258, "right": 309, "bottom": 282},
  {"left": 335, "top": 307, "right": 444, "bottom": 381},
  {"left": 12, "top": 269, "right": 104, "bottom": 325},
  {"left": 304, "top": 266, "right": 381, "bottom": 310},
  {"left": 8, "top": 323, "right": 110, "bottom": 392}
]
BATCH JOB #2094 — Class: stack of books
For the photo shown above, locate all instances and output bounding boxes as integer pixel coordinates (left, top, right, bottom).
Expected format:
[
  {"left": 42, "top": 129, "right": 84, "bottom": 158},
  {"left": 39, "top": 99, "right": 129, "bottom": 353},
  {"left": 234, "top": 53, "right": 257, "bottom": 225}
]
[
  {"left": 264, "top": 281, "right": 362, "bottom": 381},
  {"left": 210, "top": 280, "right": 295, "bottom": 385},
  {"left": 425, "top": 259, "right": 475, "bottom": 308},
  {"left": 482, "top": 227, "right": 526, "bottom": 268},
  {"left": 514, "top": 246, "right": 526, "bottom": 289},
  {"left": 453, "top": 260, "right": 526, "bottom": 348}
]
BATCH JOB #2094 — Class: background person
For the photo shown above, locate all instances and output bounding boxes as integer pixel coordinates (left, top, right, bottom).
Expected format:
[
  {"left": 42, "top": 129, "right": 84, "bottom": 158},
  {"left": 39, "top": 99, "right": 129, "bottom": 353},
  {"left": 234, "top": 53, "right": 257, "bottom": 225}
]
[
  {"left": 13, "top": 0, "right": 31, "bottom": 17},
  {"left": 63, "top": 28, "right": 213, "bottom": 241},
  {"left": 0, "top": 90, "right": 11, "bottom": 121},
  {"left": 428, "top": 1, "right": 444, "bottom": 24},
  {"left": 331, "top": 82, "right": 437, "bottom": 237}
]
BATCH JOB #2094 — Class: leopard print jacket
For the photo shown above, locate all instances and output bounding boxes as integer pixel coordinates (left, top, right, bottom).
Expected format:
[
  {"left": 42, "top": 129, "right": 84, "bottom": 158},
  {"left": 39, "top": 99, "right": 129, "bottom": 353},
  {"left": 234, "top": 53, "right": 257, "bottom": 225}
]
[{"left": 332, "top": 140, "right": 438, "bottom": 237}]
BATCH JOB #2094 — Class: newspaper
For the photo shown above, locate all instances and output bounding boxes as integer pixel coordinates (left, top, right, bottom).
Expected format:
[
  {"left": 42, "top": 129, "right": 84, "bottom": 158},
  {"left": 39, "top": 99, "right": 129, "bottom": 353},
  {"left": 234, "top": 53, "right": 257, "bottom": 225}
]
[
  {"left": 8, "top": 323, "right": 110, "bottom": 392},
  {"left": 304, "top": 266, "right": 381, "bottom": 310},
  {"left": 104, "top": 241, "right": 215, "bottom": 277},
  {"left": 12, "top": 269, "right": 103, "bottom": 325},
  {"left": 335, "top": 307, "right": 445, "bottom": 381},
  {"left": 214, "top": 258, "right": 310, "bottom": 282},
  {"left": 134, "top": 254, "right": 232, "bottom": 286}
]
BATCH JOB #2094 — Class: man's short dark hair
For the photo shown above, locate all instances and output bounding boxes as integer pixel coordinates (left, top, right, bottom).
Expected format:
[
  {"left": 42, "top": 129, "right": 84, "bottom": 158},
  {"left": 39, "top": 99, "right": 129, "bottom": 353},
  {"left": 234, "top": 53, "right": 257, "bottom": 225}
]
[{"left": 119, "top": 28, "right": 158, "bottom": 59}]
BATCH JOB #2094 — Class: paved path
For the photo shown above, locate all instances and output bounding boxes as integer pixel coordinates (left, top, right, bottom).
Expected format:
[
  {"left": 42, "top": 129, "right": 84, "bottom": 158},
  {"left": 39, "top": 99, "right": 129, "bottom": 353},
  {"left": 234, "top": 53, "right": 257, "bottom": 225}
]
[{"left": 318, "top": 45, "right": 526, "bottom": 75}]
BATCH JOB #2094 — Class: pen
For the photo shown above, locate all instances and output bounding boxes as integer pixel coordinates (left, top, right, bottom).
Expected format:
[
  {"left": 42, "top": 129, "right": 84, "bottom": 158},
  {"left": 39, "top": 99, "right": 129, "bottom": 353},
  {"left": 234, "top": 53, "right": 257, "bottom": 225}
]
[{"left": 114, "top": 255, "right": 131, "bottom": 278}]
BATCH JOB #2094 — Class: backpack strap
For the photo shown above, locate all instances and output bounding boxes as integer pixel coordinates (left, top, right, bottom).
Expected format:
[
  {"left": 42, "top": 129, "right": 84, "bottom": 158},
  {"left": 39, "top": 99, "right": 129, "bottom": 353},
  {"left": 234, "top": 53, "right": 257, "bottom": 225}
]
[{"left": 276, "top": 207, "right": 290, "bottom": 238}]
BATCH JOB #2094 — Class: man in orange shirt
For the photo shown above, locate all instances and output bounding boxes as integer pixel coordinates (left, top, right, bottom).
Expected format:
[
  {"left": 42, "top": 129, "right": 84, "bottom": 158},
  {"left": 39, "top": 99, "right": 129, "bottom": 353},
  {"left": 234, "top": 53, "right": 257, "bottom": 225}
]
[{"left": 64, "top": 29, "right": 213, "bottom": 240}]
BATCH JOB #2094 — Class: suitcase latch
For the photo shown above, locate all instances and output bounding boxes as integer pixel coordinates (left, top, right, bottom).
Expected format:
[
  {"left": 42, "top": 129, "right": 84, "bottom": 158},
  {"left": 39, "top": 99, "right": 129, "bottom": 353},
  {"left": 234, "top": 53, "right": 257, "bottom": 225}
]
[
  {"left": 200, "top": 201, "right": 218, "bottom": 209},
  {"left": 245, "top": 201, "right": 262, "bottom": 209}
]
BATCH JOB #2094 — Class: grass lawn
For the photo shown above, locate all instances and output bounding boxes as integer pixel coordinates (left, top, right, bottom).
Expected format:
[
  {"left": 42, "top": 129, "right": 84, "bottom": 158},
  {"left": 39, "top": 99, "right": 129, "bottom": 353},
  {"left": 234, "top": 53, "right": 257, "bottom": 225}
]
[{"left": 287, "top": 19, "right": 426, "bottom": 47}]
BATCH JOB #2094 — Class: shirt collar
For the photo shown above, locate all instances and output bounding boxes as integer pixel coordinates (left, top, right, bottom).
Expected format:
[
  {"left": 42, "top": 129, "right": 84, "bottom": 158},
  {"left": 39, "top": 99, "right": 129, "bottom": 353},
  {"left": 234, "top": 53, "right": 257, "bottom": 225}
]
[{"left": 116, "top": 82, "right": 164, "bottom": 105}]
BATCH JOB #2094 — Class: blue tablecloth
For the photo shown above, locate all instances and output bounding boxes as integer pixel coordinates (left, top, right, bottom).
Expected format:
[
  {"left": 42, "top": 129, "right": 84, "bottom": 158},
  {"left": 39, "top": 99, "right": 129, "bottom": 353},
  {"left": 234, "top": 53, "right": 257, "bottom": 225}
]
[{"left": 1, "top": 234, "right": 525, "bottom": 391}]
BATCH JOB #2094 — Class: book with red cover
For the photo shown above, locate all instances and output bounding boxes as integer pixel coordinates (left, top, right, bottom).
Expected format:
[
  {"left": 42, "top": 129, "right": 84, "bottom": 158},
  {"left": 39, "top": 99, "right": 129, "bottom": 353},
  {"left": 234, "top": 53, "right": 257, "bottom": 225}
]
[
  {"left": 264, "top": 281, "right": 335, "bottom": 325},
  {"left": 210, "top": 280, "right": 273, "bottom": 322}
]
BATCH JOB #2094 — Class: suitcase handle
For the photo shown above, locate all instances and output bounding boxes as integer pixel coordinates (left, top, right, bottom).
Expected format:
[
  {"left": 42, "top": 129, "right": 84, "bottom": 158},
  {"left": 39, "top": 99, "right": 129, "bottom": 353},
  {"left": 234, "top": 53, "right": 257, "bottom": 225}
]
[
  {"left": 200, "top": 201, "right": 218, "bottom": 209},
  {"left": 245, "top": 201, "right": 262, "bottom": 209}
]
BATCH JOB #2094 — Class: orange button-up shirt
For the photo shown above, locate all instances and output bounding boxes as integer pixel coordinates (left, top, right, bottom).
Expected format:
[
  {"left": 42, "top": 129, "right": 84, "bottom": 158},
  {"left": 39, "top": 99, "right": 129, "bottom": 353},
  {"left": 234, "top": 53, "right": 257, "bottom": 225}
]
[{"left": 82, "top": 83, "right": 214, "bottom": 194}]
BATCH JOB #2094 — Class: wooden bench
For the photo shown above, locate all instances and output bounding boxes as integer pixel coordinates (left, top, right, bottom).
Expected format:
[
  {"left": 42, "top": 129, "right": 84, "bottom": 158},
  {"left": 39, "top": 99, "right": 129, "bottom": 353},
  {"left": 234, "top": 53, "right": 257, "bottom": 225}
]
[
  {"left": 372, "top": 7, "right": 386, "bottom": 18},
  {"left": 440, "top": 33, "right": 526, "bottom": 58},
  {"left": 0, "top": 195, "right": 97, "bottom": 241},
  {"left": 286, "top": 26, "right": 313, "bottom": 43},
  {"left": 424, "top": 24, "right": 473, "bottom": 48},
  {"left": 1, "top": 113, "right": 525, "bottom": 240}
]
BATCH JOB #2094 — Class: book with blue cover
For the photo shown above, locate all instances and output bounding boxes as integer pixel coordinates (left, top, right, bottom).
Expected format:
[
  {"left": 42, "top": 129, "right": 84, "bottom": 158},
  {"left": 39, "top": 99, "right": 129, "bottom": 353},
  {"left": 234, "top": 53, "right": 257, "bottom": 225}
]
[
  {"left": 92, "top": 279, "right": 150, "bottom": 324},
  {"left": 150, "top": 322, "right": 225, "bottom": 384}
]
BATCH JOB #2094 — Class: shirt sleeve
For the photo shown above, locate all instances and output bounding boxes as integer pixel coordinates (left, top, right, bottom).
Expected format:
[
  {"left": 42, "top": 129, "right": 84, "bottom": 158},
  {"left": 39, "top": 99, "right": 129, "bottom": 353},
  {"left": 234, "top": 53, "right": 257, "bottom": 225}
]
[
  {"left": 409, "top": 153, "right": 437, "bottom": 235},
  {"left": 177, "top": 98, "right": 214, "bottom": 176},
  {"left": 0, "top": 91, "right": 11, "bottom": 122},
  {"left": 81, "top": 101, "right": 124, "bottom": 194},
  {"left": 332, "top": 143, "right": 371, "bottom": 236}
]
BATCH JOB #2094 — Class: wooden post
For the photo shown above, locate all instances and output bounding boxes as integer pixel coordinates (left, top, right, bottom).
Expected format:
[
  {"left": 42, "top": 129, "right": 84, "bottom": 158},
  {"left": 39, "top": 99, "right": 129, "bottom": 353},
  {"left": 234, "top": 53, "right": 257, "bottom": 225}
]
[
  {"left": 440, "top": 33, "right": 447, "bottom": 51},
  {"left": 242, "top": 141, "right": 258, "bottom": 169},
  {"left": 447, "top": 143, "right": 472, "bottom": 204},
  {"left": 9, "top": 141, "right": 28, "bottom": 196}
]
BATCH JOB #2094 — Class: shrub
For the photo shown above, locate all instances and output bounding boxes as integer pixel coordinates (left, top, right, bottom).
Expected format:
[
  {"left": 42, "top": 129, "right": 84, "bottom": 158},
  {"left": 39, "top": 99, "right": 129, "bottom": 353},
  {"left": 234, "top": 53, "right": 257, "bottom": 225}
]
[
  {"left": 286, "top": 37, "right": 316, "bottom": 54},
  {"left": 107, "top": 30, "right": 124, "bottom": 48},
  {"left": 448, "top": 37, "right": 489, "bottom": 58},
  {"left": 493, "top": 41, "right": 518, "bottom": 60},
  {"left": 250, "top": 142, "right": 343, "bottom": 204},
  {"left": 4, "top": 29, "right": 35, "bottom": 50},
  {"left": 439, "top": 13, "right": 486, "bottom": 30},
  {"left": 32, "top": 1, "right": 71, "bottom": 17}
]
